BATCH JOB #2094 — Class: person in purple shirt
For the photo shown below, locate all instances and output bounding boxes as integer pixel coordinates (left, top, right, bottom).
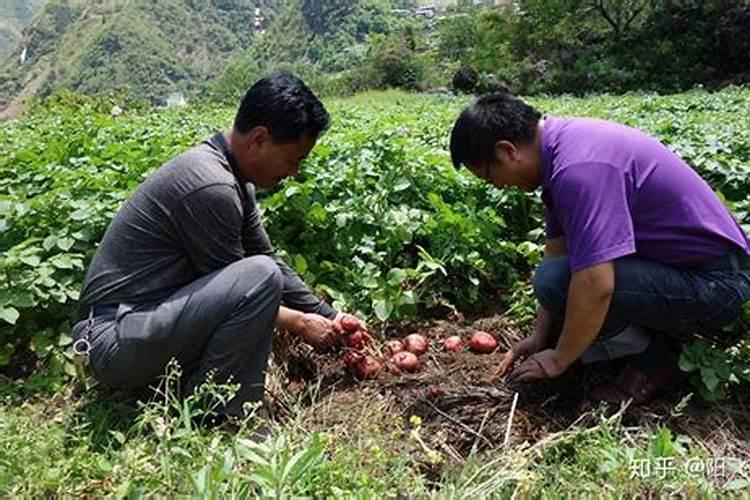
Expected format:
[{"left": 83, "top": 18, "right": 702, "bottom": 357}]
[{"left": 449, "top": 93, "right": 750, "bottom": 404}]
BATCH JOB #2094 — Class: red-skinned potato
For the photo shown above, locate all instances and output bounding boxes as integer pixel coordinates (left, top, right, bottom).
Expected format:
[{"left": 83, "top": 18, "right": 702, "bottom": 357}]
[
  {"left": 390, "top": 351, "right": 419, "bottom": 372},
  {"left": 385, "top": 339, "right": 403, "bottom": 355},
  {"left": 402, "top": 334, "right": 428, "bottom": 355},
  {"left": 343, "top": 351, "right": 364, "bottom": 368},
  {"left": 341, "top": 315, "right": 361, "bottom": 333},
  {"left": 443, "top": 336, "right": 463, "bottom": 352},
  {"left": 346, "top": 330, "right": 367, "bottom": 350},
  {"left": 354, "top": 356, "right": 383, "bottom": 379},
  {"left": 469, "top": 331, "right": 497, "bottom": 353}
]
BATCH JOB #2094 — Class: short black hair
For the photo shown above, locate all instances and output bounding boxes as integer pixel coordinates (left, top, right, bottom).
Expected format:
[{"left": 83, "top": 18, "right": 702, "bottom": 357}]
[
  {"left": 450, "top": 93, "right": 541, "bottom": 169},
  {"left": 234, "top": 73, "right": 330, "bottom": 142}
]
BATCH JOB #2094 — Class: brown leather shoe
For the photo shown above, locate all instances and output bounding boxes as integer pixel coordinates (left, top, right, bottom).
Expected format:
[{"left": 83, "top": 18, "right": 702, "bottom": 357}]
[{"left": 588, "top": 358, "right": 680, "bottom": 406}]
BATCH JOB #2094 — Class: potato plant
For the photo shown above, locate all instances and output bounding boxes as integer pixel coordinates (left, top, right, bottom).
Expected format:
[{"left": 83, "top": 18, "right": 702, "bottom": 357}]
[{"left": 1, "top": 89, "right": 748, "bottom": 399}]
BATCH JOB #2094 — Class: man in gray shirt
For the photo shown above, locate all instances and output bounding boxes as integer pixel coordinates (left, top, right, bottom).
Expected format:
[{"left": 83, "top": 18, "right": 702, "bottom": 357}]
[{"left": 72, "top": 74, "right": 360, "bottom": 419}]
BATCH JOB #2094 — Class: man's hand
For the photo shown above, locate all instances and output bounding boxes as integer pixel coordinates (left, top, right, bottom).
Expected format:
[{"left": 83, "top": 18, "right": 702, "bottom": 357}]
[
  {"left": 509, "top": 349, "right": 570, "bottom": 382},
  {"left": 495, "top": 332, "right": 547, "bottom": 378},
  {"left": 296, "top": 313, "right": 340, "bottom": 351}
]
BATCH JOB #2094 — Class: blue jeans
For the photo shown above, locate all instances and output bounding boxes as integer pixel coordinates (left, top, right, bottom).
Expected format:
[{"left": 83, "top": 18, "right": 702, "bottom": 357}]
[{"left": 533, "top": 252, "right": 750, "bottom": 362}]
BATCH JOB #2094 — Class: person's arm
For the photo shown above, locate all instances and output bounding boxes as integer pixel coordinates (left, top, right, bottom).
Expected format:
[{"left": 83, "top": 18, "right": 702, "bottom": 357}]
[
  {"left": 510, "top": 161, "right": 635, "bottom": 381},
  {"left": 555, "top": 262, "right": 614, "bottom": 365},
  {"left": 511, "top": 262, "right": 614, "bottom": 381},
  {"left": 276, "top": 305, "right": 340, "bottom": 350},
  {"left": 545, "top": 236, "right": 567, "bottom": 258},
  {"left": 496, "top": 237, "right": 566, "bottom": 376}
]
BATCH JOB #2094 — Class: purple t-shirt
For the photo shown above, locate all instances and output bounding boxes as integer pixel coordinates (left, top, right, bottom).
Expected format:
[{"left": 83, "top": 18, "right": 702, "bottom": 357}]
[{"left": 540, "top": 116, "right": 749, "bottom": 272}]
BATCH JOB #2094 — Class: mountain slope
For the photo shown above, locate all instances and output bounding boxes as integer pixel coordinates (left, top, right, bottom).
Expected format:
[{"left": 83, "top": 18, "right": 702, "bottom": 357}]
[
  {"left": 214, "top": 0, "right": 410, "bottom": 100},
  {"left": 0, "top": 0, "right": 47, "bottom": 61},
  {"left": 0, "top": 0, "right": 286, "bottom": 111}
]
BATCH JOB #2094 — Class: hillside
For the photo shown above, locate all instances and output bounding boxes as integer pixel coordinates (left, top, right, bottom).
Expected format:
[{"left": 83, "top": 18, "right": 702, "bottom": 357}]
[
  {"left": 0, "top": 0, "right": 46, "bottom": 61},
  {"left": 0, "top": 0, "right": 286, "bottom": 113},
  {"left": 213, "top": 0, "right": 415, "bottom": 100}
]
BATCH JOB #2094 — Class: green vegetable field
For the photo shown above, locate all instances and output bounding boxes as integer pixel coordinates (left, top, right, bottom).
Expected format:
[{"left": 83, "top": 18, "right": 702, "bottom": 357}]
[{"left": 1, "top": 88, "right": 749, "bottom": 496}]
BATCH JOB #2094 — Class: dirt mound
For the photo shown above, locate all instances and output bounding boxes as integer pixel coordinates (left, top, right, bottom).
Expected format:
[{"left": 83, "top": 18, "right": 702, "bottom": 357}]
[{"left": 267, "top": 314, "right": 750, "bottom": 462}]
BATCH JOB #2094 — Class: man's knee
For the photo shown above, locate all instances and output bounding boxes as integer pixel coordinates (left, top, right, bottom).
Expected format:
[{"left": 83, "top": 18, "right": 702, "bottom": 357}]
[
  {"left": 236, "top": 255, "right": 283, "bottom": 300},
  {"left": 533, "top": 257, "right": 570, "bottom": 312}
]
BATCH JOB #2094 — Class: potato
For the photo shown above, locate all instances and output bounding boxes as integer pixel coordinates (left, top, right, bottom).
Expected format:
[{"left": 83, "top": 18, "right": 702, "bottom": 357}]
[
  {"left": 340, "top": 315, "right": 361, "bottom": 333},
  {"left": 343, "top": 351, "right": 364, "bottom": 368},
  {"left": 385, "top": 339, "right": 403, "bottom": 355},
  {"left": 443, "top": 335, "right": 463, "bottom": 352},
  {"left": 354, "top": 356, "right": 382, "bottom": 379},
  {"left": 469, "top": 330, "right": 497, "bottom": 353},
  {"left": 390, "top": 351, "right": 419, "bottom": 372},
  {"left": 346, "top": 330, "right": 367, "bottom": 350},
  {"left": 402, "top": 333, "right": 428, "bottom": 355}
]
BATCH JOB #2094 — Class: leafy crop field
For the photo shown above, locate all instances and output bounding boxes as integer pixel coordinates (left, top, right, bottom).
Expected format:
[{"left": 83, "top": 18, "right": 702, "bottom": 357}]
[{"left": 0, "top": 89, "right": 749, "bottom": 496}]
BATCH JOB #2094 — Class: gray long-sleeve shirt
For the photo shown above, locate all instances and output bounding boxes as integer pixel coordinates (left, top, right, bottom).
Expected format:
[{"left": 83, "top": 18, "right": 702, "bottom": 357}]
[{"left": 77, "top": 133, "right": 336, "bottom": 320}]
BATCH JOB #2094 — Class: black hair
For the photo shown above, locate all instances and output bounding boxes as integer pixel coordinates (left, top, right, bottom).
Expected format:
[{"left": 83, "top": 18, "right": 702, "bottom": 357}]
[
  {"left": 450, "top": 93, "right": 541, "bottom": 169},
  {"left": 233, "top": 72, "right": 330, "bottom": 142}
]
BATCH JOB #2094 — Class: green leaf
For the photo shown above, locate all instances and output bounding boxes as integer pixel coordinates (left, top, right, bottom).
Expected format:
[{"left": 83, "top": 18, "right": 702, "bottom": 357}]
[
  {"left": 97, "top": 456, "right": 113, "bottom": 474},
  {"left": 56, "top": 237, "right": 75, "bottom": 251},
  {"left": 0, "top": 307, "right": 20, "bottom": 325},
  {"left": 69, "top": 208, "right": 89, "bottom": 221},
  {"left": 43, "top": 235, "right": 58, "bottom": 251},
  {"left": 63, "top": 360, "right": 77, "bottom": 377},
  {"left": 19, "top": 254, "right": 40, "bottom": 266},
  {"left": 724, "top": 479, "right": 750, "bottom": 491},
  {"left": 678, "top": 353, "right": 697, "bottom": 372},
  {"left": 51, "top": 255, "right": 74, "bottom": 269},
  {"left": 9, "top": 291, "right": 35, "bottom": 308},
  {"left": 373, "top": 299, "right": 393, "bottom": 322},
  {"left": 393, "top": 178, "right": 410, "bottom": 191},
  {"left": 284, "top": 436, "right": 326, "bottom": 486},
  {"left": 0, "top": 344, "right": 14, "bottom": 365},
  {"left": 294, "top": 255, "right": 308, "bottom": 275},
  {"left": 650, "top": 427, "right": 676, "bottom": 457},
  {"left": 398, "top": 290, "right": 416, "bottom": 306},
  {"left": 386, "top": 268, "right": 407, "bottom": 287},
  {"left": 700, "top": 367, "right": 720, "bottom": 392},
  {"left": 284, "top": 185, "right": 301, "bottom": 197},
  {"left": 191, "top": 466, "right": 208, "bottom": 493}
]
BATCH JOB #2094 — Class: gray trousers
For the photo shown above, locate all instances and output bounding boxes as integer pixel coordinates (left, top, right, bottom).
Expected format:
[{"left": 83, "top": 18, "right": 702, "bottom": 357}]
[{"left": 72, "top": 256, "right": 283, "bottom": 417}]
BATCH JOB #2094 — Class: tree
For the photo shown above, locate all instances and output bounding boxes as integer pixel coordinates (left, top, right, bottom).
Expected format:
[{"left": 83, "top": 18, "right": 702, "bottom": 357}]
[
  {"left": 438, "top": 13, "right": 477, "bottom": 62},
  {"left": 590, "top": 0, "right": 649, "bottom": 38}
]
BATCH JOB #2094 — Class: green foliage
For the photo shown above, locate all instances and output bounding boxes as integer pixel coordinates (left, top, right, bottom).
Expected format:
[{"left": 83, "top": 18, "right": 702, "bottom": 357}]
[
  {"left": 437, "top": 1, "right": 750, "bottom": 95},
  {"left": 233, "top": 433, "right": 327, "bottom": 498},
  {"left": 679, "top": 338, "right": 750, "bottom": 401},
  {"left": 0, "top": 376, "right": 738, "bottom": 496},
  {"left": 365, "top": 30, "right": 425, "bottom": 90},
  {"left": 4, "top": 0, "right": 750, "bottom": 106},
  {"left": 212, "top": 0, "right": 412, "bottom": 101},
  {"left": 0, "top": 0, "right": 271, "bottom": 107},
  {"left": 0, "top": 92, "right": 226, "bottom": 375},
  {"left": 437, "top": 13, "right": 476, "bottom": 63},
  {"left": 1, "top": 88, "right": 749, "bottom": 400}
]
